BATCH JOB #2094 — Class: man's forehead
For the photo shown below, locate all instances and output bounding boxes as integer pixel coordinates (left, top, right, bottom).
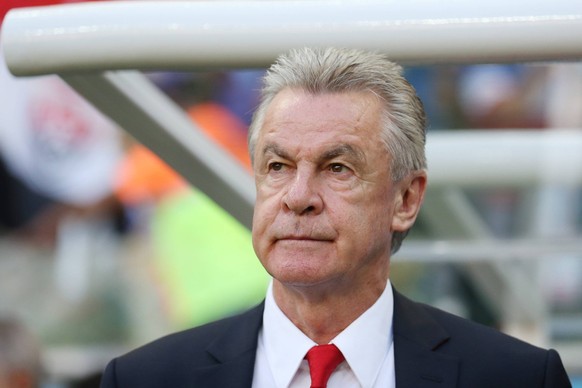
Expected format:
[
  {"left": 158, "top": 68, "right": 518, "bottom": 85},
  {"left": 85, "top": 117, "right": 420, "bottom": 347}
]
[
  {"left": 264, "top": 88, "right": 380, "bottom": 119},
  {"left": 260, "top": 91, "right": 382, "bottom": 132},
  {"left": 253, "top": 88, "right": 386, "bottom": 159}
]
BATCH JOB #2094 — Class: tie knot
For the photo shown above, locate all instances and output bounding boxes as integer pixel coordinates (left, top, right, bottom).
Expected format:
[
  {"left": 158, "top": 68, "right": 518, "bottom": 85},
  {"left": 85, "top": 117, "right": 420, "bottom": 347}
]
[{"left": 305, "top": 344, "right": 345, "bottom": 388}]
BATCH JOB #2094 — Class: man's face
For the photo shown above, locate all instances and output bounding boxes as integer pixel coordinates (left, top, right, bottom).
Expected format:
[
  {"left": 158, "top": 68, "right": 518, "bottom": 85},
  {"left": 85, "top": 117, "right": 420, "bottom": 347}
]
[{"left": 252, "top": 88, "right": 403, "bottom": 291}]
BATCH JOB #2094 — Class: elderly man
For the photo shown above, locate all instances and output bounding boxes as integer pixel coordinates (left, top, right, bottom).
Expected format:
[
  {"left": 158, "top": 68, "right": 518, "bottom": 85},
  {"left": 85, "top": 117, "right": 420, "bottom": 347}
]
[{"left": 101, "top": 47, "right": 571, "bottom": 387}]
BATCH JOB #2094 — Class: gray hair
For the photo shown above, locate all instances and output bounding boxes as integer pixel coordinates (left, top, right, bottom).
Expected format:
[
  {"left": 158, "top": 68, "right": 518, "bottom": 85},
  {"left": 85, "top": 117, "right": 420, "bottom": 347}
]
[{"left": 248, "top": 47, "right": 427, "bottom": 253}]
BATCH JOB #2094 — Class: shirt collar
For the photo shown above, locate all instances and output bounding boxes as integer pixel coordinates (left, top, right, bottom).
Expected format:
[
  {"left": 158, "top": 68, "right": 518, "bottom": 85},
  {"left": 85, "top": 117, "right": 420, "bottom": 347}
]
[
  {"left": 333, "top": 281, "right": 394, "bottom": 387},
  {"left": 261, "top": 280, "right": 394, "bottom": 388},
  {"left": 262, "top": 281, "right": 316, "bottom": 388}
]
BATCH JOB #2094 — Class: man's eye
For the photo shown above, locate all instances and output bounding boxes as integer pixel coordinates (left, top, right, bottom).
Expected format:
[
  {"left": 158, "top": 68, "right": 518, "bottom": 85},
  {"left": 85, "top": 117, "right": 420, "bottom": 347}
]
[
  {"left": 329, "top": 163, "right": 346, "bottom": 173},
  {"left": 269, "top": 162, "right": 284, "bottom": 171}
]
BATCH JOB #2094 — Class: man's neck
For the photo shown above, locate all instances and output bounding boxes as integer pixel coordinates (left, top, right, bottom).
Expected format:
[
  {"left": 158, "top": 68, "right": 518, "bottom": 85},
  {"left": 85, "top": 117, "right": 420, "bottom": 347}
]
[{"left": 272, "top": 277, "right": 388, "bottom": 344}]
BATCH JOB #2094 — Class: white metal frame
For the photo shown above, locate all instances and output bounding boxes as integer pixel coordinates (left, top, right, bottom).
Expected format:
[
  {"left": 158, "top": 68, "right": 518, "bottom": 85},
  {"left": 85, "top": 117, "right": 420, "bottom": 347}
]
[{"left": 3, "top": 1, "right": 582, "bottom": 75}]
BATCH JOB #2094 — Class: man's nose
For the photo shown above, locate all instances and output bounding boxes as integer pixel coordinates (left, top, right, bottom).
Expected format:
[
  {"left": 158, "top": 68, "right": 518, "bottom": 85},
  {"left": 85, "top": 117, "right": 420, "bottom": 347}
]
[{"left": 282, "top": 170, "right": 323, "bottom": 215}]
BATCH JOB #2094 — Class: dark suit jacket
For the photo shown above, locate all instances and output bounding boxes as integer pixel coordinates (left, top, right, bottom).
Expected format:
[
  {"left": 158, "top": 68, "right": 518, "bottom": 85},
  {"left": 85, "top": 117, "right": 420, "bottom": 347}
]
[{"left": 100, "top": 289, "right": 571, "bottom": 387}]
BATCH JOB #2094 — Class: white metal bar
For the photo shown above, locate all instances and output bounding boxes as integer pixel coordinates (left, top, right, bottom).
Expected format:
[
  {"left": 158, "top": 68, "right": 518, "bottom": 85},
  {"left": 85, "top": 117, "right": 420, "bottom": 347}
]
[
  {"left": 2, "top": 0, "right": 582, "bottom": 76},
  {"left": 426, "top": 130, "right": 582, "bottom": 188},
  {"left": 62, "top": 71, "right": 256, "bottom": 228},
  {"left": 399, "top": 238, "right": 582, "bottom": 262}
]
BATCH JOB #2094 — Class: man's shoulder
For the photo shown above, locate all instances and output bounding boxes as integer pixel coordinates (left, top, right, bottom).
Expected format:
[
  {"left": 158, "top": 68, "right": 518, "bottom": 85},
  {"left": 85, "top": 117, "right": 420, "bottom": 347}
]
[
  {"left": 422, "top": 301, "right": 545, "bottom": 354},
  {"left": 402, "top": 294, "right": 546, "bottom": 354},
  {"left": 100, "top": 304, "right": 264, "bottom": 387},
  {"left": 394, "top": 289, "right": 542, "bottom": 351},
  {"left": 393, "top": 291, "right": 571, "bottom": 386},
  {"left": 114, "top": 303, "right": 264, "bottom": 368}
]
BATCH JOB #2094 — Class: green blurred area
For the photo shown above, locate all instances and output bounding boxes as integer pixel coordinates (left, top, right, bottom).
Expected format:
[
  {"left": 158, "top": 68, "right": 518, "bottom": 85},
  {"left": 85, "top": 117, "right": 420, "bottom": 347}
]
[{"left": 151, "top": 189, "right": 269, "bottom": 328}]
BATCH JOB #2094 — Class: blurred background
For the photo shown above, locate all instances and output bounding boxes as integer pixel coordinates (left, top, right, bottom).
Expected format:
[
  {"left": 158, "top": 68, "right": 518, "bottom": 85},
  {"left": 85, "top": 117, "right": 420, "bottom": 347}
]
[{"left": 1, "top": 1, "right": 582, "bottom": 387}]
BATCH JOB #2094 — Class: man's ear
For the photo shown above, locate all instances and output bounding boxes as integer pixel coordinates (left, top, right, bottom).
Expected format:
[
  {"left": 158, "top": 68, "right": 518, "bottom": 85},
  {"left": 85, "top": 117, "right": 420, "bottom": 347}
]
[{"left": 391, "top": 171, "right": 427, "bottom": 232}]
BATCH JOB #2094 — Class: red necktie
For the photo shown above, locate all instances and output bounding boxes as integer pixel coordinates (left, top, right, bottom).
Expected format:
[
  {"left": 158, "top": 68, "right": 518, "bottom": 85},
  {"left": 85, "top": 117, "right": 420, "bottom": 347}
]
[{"left": 305, "top": 344, "right": 345, "bottom": 388}]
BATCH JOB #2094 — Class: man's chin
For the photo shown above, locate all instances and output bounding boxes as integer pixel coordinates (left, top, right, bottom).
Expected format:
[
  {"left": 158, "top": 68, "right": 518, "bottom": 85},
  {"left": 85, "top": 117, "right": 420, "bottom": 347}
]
[{"left": 269, "top": 263, "right": 338, "bottom": 289}]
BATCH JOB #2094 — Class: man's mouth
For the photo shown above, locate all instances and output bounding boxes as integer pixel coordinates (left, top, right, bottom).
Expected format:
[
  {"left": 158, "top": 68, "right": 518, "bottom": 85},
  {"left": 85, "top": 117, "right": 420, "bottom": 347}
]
[{"left": 276, "top": 235, "right": 333, "bottom": 242}]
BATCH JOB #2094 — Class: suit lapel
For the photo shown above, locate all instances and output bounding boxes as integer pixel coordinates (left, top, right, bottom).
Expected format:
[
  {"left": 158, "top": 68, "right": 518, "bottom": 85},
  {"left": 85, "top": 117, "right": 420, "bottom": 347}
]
[
  {"left": 393, "top": 289, "right": 459, "bottom": 388},
  {"left": 194, "top": 303, "right": 265, "bottom": 388},
  {"left": 187, "top": 292, "right": 461, "bottom": 387}
]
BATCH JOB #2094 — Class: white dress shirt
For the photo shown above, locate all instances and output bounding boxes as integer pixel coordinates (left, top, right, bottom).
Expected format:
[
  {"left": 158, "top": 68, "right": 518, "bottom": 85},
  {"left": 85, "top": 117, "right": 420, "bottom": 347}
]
[{"left": 252, "top": 280, "right": 395, "bottom": 388}]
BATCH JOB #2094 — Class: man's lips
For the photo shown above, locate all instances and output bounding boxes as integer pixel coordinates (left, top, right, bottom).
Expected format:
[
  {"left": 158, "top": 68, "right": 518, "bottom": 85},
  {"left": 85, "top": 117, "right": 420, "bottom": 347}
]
[{"left": 275, "top": 235, "right": 333, "bottom": 242}]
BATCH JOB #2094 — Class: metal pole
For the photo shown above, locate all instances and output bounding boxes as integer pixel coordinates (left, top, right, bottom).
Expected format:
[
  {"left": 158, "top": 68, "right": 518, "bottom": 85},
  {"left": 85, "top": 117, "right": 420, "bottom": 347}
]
[{"left": 2, "top": 0, "right": 582, "bottom": 76}]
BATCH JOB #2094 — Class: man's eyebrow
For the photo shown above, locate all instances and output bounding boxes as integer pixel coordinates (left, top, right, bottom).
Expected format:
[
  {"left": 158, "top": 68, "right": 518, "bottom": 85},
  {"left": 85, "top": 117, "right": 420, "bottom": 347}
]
[
  {"left": 260, "top": 143, "right": 365, "bottom": 164},
  {"left": 319, "top": 144, "right": 365, "bottom": 164},
  {"left": 261, "top": 143, "right": 290, "bottom": 159}
]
